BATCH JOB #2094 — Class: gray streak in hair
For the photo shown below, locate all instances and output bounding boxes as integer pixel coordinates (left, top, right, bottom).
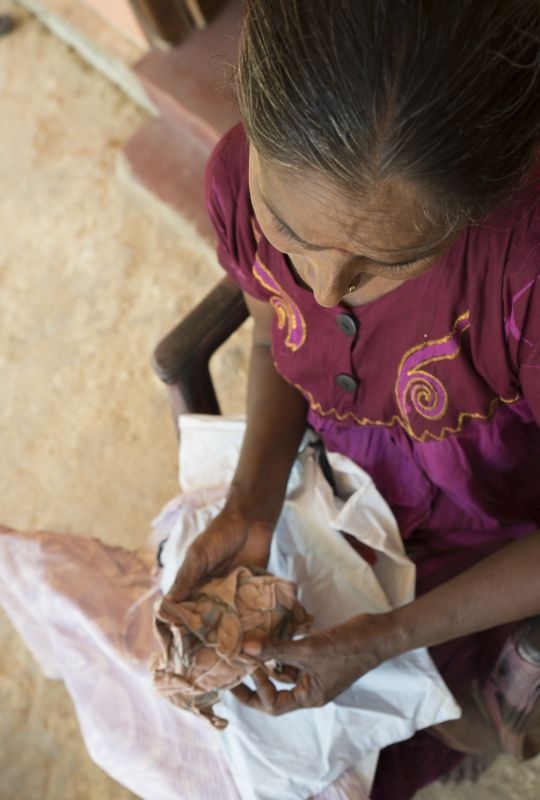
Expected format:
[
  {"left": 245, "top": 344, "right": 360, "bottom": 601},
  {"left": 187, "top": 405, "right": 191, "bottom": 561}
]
[{"left": 236, "top": 0, "right": 540, "bottom": 228}]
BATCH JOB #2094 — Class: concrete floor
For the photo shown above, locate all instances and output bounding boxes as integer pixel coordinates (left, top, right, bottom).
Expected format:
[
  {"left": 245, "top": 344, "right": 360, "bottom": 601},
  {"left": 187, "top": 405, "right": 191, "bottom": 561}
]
[
  {"left": 0, "top": 3, "right": 249, "bottom": 799},
  {"left": 0, "top": 2, "right": 538, "bottom": 798}
]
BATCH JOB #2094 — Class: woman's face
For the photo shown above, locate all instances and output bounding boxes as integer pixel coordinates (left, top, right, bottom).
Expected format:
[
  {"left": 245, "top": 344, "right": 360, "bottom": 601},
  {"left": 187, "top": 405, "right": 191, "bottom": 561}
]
[{"left": 249, "top": 146, "right": 458, "bottom": 307}]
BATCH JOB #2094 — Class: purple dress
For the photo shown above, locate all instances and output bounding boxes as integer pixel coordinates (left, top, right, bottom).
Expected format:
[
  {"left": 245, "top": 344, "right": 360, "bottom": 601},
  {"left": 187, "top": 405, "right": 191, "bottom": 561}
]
[{"left": 205, "top": 124, "right": 540, "bottom": 797}]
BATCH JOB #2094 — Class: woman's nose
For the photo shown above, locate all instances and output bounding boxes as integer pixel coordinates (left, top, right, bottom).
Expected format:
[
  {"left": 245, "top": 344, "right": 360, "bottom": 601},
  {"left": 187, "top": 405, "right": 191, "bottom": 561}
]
[
  {"left": 310, "top": 259, "right": 355, "bottom": 307},
  {"left": 312, "top": 281, "right": 347, "bottom": 307}
]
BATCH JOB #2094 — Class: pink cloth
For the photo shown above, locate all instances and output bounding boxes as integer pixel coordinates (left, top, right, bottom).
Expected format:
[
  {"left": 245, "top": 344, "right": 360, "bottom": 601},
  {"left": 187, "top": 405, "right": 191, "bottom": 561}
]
[
  {"left": 0, "top": 524, "right": 368, "bottom": 800},
  {"left": 152, "top": 567, "right": 311, "bottom": 727}
]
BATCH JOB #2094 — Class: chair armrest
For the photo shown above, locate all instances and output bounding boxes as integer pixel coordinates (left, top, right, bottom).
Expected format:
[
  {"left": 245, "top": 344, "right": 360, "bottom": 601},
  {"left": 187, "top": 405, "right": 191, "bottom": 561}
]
[{"left": 152, "top": 276, "right": 249, "bottom": 415}]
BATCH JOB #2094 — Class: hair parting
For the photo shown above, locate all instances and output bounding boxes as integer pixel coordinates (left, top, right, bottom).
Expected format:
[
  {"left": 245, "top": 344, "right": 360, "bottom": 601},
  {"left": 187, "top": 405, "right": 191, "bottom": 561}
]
[{"left": 236, "top": 0, "right": 540, "bottom": 228}]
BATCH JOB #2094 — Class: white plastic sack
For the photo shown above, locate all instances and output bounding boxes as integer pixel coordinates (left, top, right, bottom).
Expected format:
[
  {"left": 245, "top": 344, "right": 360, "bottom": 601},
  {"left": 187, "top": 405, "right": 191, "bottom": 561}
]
[{"left": 154, "top": 415, "right": 461, "bottom": 800}]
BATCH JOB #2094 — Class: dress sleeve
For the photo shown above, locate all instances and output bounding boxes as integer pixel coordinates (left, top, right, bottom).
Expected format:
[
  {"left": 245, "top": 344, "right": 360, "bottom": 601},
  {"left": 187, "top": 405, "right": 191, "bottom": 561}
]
[
  {"left": 503, "top": 204, "right": 540, "bottom": 424},
  {"left": 204, "top": 126, "right": 271, "bottom": 303}
]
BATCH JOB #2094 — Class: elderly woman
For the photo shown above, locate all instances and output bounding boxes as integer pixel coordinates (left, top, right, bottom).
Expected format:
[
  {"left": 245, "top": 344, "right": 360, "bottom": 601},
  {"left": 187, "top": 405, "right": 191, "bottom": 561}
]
[{"left": 168, "top": 1, "right": 540, "bottom": 796}]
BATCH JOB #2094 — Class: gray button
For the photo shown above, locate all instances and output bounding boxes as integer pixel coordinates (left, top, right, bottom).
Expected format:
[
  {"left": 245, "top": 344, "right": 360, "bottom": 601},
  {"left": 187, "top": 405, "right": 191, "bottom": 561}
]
[
  {"left": 336, "top": 313, "right": 358, "bottom": 337},
  {"left": 335, "top": 373, "right": 359, "bottom": 392}
]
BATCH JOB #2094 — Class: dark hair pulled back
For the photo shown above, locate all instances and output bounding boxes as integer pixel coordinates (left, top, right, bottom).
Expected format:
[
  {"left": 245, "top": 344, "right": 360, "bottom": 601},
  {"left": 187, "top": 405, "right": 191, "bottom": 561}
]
[{"left": 237, "top": 0, "right": 540, "bottom": 227}]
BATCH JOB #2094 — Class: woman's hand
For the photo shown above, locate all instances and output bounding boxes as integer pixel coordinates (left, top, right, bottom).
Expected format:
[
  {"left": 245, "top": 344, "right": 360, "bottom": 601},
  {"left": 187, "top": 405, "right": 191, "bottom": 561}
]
[
  {"left": 165, "top": 504, "right": 274, "bottom": 603},
  {"left": 232, "top": 614, "right": 394, "bottom": 714}
]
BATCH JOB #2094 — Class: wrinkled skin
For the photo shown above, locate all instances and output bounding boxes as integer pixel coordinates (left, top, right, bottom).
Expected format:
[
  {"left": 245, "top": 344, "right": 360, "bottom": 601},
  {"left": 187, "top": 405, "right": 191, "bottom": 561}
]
[
  {"left": 232, "top": 614, "right": 389, "bottom": 715},
  {"left": 167, "top": 505, "right": 273, "bottom": 603}
]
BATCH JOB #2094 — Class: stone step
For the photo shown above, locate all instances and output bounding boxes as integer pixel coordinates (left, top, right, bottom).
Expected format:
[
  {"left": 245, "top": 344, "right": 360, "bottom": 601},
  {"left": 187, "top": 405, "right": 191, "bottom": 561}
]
[
  {"left": 133, "top": 0, "right": 242, "bottom": 141},
  {"left": 122, "top": 116, "right": 217, "bottom": 241},
  {"left": 123, "top": 0, "right": 243, "bottom": 241}
]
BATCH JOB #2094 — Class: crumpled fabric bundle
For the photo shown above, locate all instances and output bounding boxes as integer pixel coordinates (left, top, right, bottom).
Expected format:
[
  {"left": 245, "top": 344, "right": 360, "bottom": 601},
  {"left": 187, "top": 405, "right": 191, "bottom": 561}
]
[{"left": 151, "top": 566, "right": 311, "bottom": 728}]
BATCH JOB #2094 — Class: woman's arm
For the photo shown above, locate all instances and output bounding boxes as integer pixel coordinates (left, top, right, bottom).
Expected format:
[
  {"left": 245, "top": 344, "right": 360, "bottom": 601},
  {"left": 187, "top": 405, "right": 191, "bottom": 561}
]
[
  {"left": 387, "top": 526, "right": 540, "bottom": 656},
  {"left": 236, "top": 528, "right": 540, "bottom": 714},
  {"left": 227, "top": 294, "right": 308, "bottom": 527},
  {"left": 167, "top": 294, "right": 307, "bottom": 602}
]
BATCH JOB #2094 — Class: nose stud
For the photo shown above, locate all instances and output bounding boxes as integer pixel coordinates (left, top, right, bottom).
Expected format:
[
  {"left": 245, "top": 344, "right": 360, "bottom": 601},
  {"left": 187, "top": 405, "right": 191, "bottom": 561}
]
[{"left": 348, "top": 283, "right": 358, "bottom": 293}]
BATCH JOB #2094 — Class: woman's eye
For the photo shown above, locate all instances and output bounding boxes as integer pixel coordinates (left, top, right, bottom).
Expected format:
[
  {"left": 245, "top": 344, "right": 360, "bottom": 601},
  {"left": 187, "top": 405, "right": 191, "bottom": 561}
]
[
  {"left": 381, "top": 261, "right": 414, "bottom": 270},
  {"left": 376, "top": 257, "right": 424, "bottom": 270},
  {"left": 271, "top": 216, "right": 430, "bottom": 269},
  {"left": 273, "top": 218, "right": 295, "bottom": 242}
]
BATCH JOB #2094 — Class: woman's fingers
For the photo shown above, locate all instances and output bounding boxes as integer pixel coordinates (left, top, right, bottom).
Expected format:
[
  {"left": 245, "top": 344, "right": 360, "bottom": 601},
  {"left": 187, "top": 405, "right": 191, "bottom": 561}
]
[
  {"left": 232, "top": 669, "right": 315, "bottom": 715},
  {"left": 243, "top": 637, "right": 309, "bottom": 671},
  {"left": 166, "top": 544, "right": 208, "bottom": 603},
  {"left": 166, "top": 564, "right": 196, "bottom": 603},
  {"left": 273, "top": 663, "right": 299, "bottom": 683},
  {"left": 166, "top": 516, "right": 249, "bottom": 603},
  {"left": 231, "top": 667, "right": 275, "bottom": 709},
  {"left": 252, "top": 667, "right": 279, "bottom": 709},
  {"left": 236, "top": 621, "right": 378, "bottom": 716}
]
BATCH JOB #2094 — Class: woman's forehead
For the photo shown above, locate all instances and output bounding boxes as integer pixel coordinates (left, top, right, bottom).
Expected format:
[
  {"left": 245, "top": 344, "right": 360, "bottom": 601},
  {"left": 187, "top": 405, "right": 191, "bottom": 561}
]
[{"left": 250, "top": 146, "right": 452, "bottom": 258}]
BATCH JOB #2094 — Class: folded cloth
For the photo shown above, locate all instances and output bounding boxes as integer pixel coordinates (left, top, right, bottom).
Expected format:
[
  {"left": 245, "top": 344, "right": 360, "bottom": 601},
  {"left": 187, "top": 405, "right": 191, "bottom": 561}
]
[{"left": 152, "top": 567, "right": 311, "bottom": 727}]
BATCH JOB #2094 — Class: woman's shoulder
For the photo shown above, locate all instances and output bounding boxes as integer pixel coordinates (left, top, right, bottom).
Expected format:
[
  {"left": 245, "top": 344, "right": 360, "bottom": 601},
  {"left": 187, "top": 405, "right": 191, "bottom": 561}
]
[
  {"left": 497, "top": 182, "right": 540, "bottom": 381},
  {"left": 204, "top": 125, "right": 278, "bottom": 301},
  {"left": 205, "top": 123, "right": 249, "bottom": 214},
  {"left": 463, "top": 177, "right": 540, "bottom": 299},
  {"left": 462, "top": 178, "right": 540, "bottom": 395},
  {"left": 480, "top": 175, "right": 540, "bottom": 261}
]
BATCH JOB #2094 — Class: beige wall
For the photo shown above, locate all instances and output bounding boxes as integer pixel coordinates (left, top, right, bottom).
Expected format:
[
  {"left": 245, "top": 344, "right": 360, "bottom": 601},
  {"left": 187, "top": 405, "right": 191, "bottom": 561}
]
[{"left": 80, "top": 0, "right": 147, "bottom": 47}]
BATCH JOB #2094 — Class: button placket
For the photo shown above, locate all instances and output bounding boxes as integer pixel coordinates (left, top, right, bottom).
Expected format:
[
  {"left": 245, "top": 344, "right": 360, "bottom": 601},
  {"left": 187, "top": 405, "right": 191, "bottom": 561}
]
[{"left": 334, "top": 311, "right": 360, "bottom": 394}]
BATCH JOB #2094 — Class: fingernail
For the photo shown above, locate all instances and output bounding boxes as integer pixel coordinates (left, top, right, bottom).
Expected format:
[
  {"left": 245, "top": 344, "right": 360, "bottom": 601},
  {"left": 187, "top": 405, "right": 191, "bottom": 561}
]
[{"left": 243, "top": 640, "right": 262, "bottom": 656}]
